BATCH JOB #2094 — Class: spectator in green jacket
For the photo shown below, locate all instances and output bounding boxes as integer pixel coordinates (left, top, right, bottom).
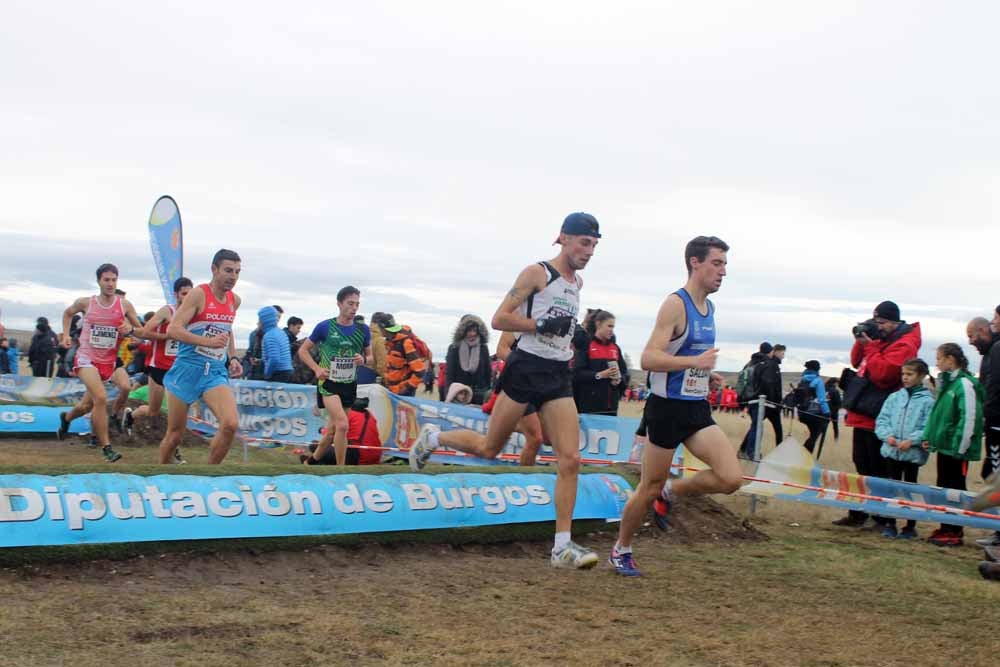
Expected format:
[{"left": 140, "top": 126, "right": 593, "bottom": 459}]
[{"left": 922, "top": 343, "right": 984, "bottom": 547}]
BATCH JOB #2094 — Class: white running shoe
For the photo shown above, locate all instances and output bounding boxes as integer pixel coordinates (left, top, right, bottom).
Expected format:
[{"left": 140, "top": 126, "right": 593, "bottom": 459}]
[
  {"left": 408, "top": 424, "right": 440, "bottom": 472},
  {"left": 550, "top": 541, "right": 599, "bottom": 570}
]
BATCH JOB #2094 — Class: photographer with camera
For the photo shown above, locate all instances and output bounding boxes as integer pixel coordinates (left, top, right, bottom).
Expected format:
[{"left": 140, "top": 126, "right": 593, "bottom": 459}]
[{"left": 834, "top": 300, "right": 921, "bottom": 528}]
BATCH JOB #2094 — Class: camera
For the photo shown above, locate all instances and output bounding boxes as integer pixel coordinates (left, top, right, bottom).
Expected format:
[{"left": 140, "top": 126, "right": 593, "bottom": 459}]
[{"left": 852, "top": 319, "right": 881, "bottom": 340}]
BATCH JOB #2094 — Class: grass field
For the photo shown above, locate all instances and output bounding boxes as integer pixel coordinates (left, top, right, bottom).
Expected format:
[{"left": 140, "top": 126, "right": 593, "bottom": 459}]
[{"left": 1, "top": 398, "right": 998, "bottom": 666}]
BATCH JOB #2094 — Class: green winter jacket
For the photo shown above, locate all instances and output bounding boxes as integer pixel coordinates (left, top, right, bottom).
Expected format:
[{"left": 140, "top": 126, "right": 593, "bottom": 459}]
[{"left": 922, "top": 369, "right": 984, "bottom": 461}]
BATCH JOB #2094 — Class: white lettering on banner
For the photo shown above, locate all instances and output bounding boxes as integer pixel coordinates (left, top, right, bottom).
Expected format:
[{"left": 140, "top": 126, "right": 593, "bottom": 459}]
[
  {"left": 200, "top": 407, "right": 309, "bottom": 438},
  {"left": 0, "top": 480, "right": 564, "bottom": 531},
  {"left": 0, "top": 488, "right": 44, "bottom": 522},
  {"left": 401, "top": 483, "right": 551, "bottom": 514},
  {"left": 0, "top": 411, "right": 35, "bottom": 424}
]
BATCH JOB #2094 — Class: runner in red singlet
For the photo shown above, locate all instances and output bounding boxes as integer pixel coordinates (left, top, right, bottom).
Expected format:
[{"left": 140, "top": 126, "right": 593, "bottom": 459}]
[
  {"left": 58, "top": 263, "right": 143, "bottom": 463},
  {"left": 125, "top": 277, "right": 194, "bottom": 461}
]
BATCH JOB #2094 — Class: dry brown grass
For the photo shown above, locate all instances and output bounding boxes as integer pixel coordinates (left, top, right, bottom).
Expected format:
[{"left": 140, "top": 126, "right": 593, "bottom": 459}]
[{"left": 2, "top": 399, "right": 999, "bottom": 666}]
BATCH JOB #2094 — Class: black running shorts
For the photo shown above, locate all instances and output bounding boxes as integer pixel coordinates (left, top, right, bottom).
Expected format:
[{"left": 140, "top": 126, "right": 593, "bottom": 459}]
[
  {"left": 644, "top": 393, "right": 716, "bottom": 449},
  {"left": 500, "top": 349, "right": 573, "bottom": 408},
  {"left": 147, "top": 366, "right": 168, "bottom": 386},
  {"left": 317, "top": 380, "right": 358, "bottom": 411}
]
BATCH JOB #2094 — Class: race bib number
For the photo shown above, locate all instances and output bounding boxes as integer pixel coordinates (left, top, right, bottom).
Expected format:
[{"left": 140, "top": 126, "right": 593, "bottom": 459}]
[
  {"left": 331, "top": 356, "right": 356, "bottom": 383},
  {"left": 681, "top": 367, "right": 710, "bottom": 398},
  {"left": 195, "top": 325, "right": 229, "bottom": 361},
  {"left": 90, "top": 324, "right": 118, "bottom": 350},
  {"left": 165, "top": 339, "right": 180, "bottom": 357}
]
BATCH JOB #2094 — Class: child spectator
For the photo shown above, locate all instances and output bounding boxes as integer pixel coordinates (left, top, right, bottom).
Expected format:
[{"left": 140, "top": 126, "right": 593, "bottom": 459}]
[
  {"left": 923, "top": 343, "right": 984, "bottom": 546},
  {"left": 874, "top": 358, "right": 935, "bottom": 538}
]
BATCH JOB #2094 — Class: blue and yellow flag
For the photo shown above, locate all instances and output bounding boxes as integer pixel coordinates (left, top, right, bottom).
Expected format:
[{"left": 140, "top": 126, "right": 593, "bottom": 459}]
[{"left": 148, "top": 195, "right": 184, "bottom": 305}]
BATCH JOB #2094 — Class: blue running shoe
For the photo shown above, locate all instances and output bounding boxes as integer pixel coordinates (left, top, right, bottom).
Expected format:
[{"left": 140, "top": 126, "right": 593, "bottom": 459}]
[
  {"left": 881, "top": 525, "right": 898, "bottom": 538},
  {"left": 609, "top": 548, "right": 641, "bottom": 577}
]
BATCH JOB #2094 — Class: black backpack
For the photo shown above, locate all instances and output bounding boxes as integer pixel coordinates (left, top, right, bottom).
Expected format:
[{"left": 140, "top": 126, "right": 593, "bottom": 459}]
[{"left": 793, "top": 377, "right": 817, "bottom": 414}]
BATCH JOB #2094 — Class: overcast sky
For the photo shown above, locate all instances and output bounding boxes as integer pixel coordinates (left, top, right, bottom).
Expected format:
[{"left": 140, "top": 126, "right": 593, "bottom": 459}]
[{"left": 2, "top": 1, "right": 998, "bottom": 375}]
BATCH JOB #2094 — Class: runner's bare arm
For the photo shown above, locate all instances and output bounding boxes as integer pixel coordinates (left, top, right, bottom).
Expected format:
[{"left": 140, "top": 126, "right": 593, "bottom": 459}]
[
  {"left": 361, "top": 344, "right": 373, "bottom": 367},
  {"left": 135, "top": 305, "right": 173, "bottom": 341},
  {"left": 298, "top": 338, "right": 328, "bottom": 381},
  {"left": 491, "top": 264, "right": 546, "bottom": 333},
  {"left": 496, "top": 331, "right": 515, "bottom": 361},
  {"left": 60, "top": 296, "right": 89, "bottom": 346},
  {"left": 165, "top": 288, "right": 216, "bottom": 346},
  {"left": 120, "top": 299, "right": 144, "bottom": 334},
  {"left": 641, "top": 294, "right": 719, "bottom": 372}
]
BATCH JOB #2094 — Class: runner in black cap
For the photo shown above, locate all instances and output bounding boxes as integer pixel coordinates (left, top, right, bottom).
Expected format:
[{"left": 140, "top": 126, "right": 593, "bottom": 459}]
[{"left": 409, "top": 211, "right": 602, "bottom": 569}]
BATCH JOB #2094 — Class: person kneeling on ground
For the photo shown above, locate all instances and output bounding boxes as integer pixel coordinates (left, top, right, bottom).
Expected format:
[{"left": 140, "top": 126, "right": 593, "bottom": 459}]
[{"left": 302, "top": 397, "right": 383, "bottom": 465}]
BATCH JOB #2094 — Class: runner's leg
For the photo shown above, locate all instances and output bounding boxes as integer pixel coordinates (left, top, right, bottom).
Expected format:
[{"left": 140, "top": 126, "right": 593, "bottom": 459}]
[
  {"left": 159, "top": 391, "right": 190, "bottom": 463},
  {"left": 314, "top": 394, "right": 349, "bottom": 465},
  {"left": 616, "top": 441, "right": 674, "bottom": 550},
  {"left": 200, "top": 384, "right": 240, "bottom": 464},
  {"left": 64, "top": 390, "right": 94, "bottom": 422},
  {"left": 109, "top": 366, "right": 131, "bottom": 423},
  {"left": 134, "top": 376, "right": 164, "bottom": 419},
  {"left": 438, "top": 391, "right": 526, "bottom": 459},
  {"left": 670, "top": 425, "right": 742, "bottom": 497},
  {"left": 76, "top": 367, "right": 110, "bottom": 446},
  {"left": 537, "top": 397, "right": 581, "bottom": 535},
  {"left": 518, "top": 413, "right": 543, "bottom": 466}
]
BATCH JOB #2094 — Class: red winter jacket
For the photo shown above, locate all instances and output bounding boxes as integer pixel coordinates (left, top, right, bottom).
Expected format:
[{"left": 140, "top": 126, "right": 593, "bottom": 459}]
[
  {"left": 845, "top": 322, "right": 922, "bottom": 431},
  {"left": 348, "top": 409, "right": 382, "bottom": 465}
]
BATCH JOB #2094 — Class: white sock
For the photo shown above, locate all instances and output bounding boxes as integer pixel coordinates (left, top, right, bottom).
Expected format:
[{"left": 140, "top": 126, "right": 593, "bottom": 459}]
[
  {"left": 427, "top": 430, "right": 440, "bottom": 448},
  {"left": 553, "top": 531, "right": 571, "bottom": 551},
  {"left": 661, "top": 478, "right": 673, "bottom": 501},
  {"left": 613, "top": 542, "right": 632, "bottom": 555}
]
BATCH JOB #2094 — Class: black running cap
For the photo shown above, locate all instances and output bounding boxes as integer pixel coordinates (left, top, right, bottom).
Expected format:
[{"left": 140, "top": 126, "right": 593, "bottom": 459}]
[{"left": 554, "top": 212, "right": 601, "bottom": 243}]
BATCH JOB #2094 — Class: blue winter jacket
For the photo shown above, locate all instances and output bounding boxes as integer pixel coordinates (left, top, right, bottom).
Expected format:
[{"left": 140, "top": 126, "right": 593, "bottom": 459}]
[
  {"left": 5, "top": 346, "right": 17, "bottom": 374},
  {"left": 259, "top": 306, "right": 293, "bottom": 378},
  {"left": 875, "top": 385, "right": 934, "bottom": 465}
]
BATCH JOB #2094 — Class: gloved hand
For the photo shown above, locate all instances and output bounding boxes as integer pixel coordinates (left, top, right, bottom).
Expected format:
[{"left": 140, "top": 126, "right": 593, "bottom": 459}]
[{"left": 535, "top": 316, "right": 574, "bottom": 337}]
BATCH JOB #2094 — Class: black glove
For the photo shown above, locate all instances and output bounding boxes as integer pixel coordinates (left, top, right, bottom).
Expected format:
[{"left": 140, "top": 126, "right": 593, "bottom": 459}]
[{"left": 535, "top": 316, "right": 574, "bottom": 337}]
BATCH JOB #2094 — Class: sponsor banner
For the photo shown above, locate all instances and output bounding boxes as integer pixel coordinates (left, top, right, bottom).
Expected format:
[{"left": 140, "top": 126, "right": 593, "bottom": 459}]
[
  {"left": 0, "top": 375, "right": 89, "bottom": 408},
  {"left": 0, "top": 406, "right": 89, "bottom": 435},
  {"left": 189, "top": 380, "right": 323, "bottom": 445},
  {"left": 148, "top": 195, "right": 184, "bottom": 306},
  {"left": 0, "top": 471, "right": 632, "bottom": 547},
  {"left": 364, "top": 387, "right": 643, "bottom": 466},
  {"left": 0, "top": 377, "right": 643, "bottom": 464},
  {"left": 677, "top": 439, "right": 1000, "bottom": 531}
]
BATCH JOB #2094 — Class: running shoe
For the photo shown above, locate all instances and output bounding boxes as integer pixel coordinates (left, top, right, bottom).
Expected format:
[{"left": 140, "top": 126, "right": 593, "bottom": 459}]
[
  {"left": 123, "top": 407, "right": 134, "bottom": 435},
  {"left": 102, "top": 445, "right": 122, "bottom": 463},
  {"left": 970, "top": 474, "right": 1000, "bottom": 512},
  {"left": 974, "top": 532, "right": 1000, "bottom": 548},
  {"left": 608, "top": 547, "right": 641, "bottom": 577},
  {"left": 881, "top": 525, "right": 898, "bottom": 539},
  {"left": 173, "top": 447, "right": 186, "bottom": 464},
  {"left": 550, "top": 541, "right": 599, "bottom": 570},
  {"left": 897, "top": 528, "right": 918, "bottom": 540},
  {"left": 408, "top": 424, "right": 440, "bottom": 472},
  {"left": 928, "top": 531, "right": 963, "bottom": 547},
  {"left": 652, "top": 490, "right": 672, "bottom": 531},
  {"left": 87, "top": 436, "right": 99, "bottom": 449},
  {"left": 56, "top": 412, "right": 71, "bottom": 440}
]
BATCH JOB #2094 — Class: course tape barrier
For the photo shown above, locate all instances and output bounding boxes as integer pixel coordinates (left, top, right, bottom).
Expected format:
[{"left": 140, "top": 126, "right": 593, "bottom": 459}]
[{"left": 676, "top": 438, "right": 1000, "bottom": 530}]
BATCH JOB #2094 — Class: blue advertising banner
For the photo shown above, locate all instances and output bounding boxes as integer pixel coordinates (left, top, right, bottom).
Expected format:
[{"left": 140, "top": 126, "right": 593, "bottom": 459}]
[
  {"left": 0, "top": 375, "right": 88, "bottom": 407},
  {"left": 362, "top": 386, "right": 643, "bottom": 466},
  {"left": 0, "top": 405, "right": 89, "bottom": 435},
  {"left": 0, "top": 471, "right": 632, "bottom": 547},
  {"left": 148, "top": 195, "right": 183, "bottom": 306}
]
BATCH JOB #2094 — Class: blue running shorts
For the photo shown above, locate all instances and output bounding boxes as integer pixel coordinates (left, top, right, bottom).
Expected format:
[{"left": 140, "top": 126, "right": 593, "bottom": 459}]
[{"left": 163, "top": 361, "right": 230, "bottom": 405}]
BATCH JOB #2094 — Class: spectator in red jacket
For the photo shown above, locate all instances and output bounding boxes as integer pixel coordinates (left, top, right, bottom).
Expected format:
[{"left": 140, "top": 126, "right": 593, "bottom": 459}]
[
  {"left": 833, "top": 300, "right": 922, "bottom": 528},
  {"left": 304, "top": 397, "right": 382, "bottom": 465}
]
